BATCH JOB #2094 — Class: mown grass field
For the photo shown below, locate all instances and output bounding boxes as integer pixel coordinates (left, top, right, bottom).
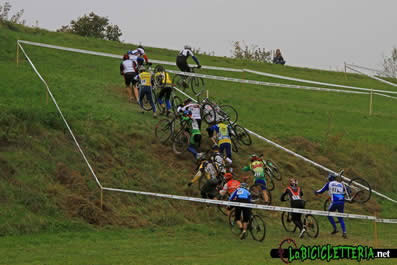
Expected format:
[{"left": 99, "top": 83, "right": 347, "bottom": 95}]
[{"left": 1, "top": 22, "right": 397, "bottom": 264}]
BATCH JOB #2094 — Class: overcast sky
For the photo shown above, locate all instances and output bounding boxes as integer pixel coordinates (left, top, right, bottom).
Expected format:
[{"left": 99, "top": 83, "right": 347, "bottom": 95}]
[{"left": 7, "top": 0, "right": 397, "bottom": 70}]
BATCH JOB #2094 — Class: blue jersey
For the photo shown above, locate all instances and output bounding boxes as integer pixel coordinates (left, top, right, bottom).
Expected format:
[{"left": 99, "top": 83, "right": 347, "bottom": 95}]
[
  {"left": 316, "top": 181, "right": 345, "bottom": 204},
  {"left": 229, "top": 187, "right": 251, "bottom": 201}
]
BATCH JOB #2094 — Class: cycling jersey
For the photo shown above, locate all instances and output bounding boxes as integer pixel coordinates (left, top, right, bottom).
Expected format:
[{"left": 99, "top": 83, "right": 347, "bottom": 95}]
[
  {"left": 120, "top": 59, "right": 137, "bottom": 74},
  {"left": 137, "top": 71, "right": 152, "bottom": 86},
  {"left": 128, "top": 48, "right": 149, "bottom": 63},
  {"left": 281, "top": 186, "right": 304, "bottom": 208},
  {"left": 190, "top": 160, "right": 219, "bottom": 184},
  {"left": 242, "top": 161, "right": 266, "bottom": 181},
  {"left": 211, "top": 152, "right": 226, "bottom": 173},
  {"left": 182, "top": 103, "right": 201, "bottom": 120},
  {"left": 229, "top": 187, "right": 251, "bottom": 201},
  {"left": 210, "top": 123, "right": 231, "bottom": 145},
  {"left": 154, "top": 72, "right": 172, "bottom": 86},
  {"left": 176, "top": 48, "right": 200, "bottom": 70},
  {"left": 316, "top": 181, "right": 345, "bottom": 204},
  {"left": 220, "top": 179, "right": 241, "bottom": 196}
]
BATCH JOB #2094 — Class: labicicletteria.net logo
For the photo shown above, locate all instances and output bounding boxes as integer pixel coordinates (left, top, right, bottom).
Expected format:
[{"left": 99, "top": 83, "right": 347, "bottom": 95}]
[{"left": 270, "top": 238, "right": 397, "bottom": 263}]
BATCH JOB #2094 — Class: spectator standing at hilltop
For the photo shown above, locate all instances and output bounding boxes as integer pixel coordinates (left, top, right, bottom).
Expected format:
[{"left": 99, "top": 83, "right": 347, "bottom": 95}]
[{"left": 273, "top": 49, "right": 286, "bottom": 65}]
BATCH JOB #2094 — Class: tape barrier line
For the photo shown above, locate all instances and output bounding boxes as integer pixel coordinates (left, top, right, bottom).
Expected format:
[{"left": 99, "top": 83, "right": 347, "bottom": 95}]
[
  {"left": 18, "top": 41, "right": 397, "bottom": 224},
  {"left": 168, "top": 70, "right": 370, "bottom": 95},
  {"left": 18, "top": 42, "right": 103, "bottom": 189},
  {"left": 102, "top": 186, "right": 397, "bottom": 223},
  {"left": 346, "top": 63, "right": 394, "bottom": 78},
  {"left": 246, "top": 68, "right": 397, "bottom": 95},
  {"left": 19, "top": 40, "right": 397, "bottom": 94},
  {"left": 374, "top": 92, "right": 397, "bottom": 100},
  {"left": 18, "top": 40, "right": 397, "bottom": 204},
  {"left": 171, "top": 86, "right": 397, "bottom": 204},
  {"left": 346, "top": 65, "right": 397, "bottom": 88}
]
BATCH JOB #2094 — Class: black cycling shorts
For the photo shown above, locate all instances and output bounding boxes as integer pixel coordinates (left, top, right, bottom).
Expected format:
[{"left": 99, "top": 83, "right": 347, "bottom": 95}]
[
  {"left": 124, "top": 72, "right": 137, "bottom": 86},
  {"left": 176, "top": 56, "right": 190, "bottom": 72},
  {"left": 234, "top": 198, "right": 251, "bottom": 223}
]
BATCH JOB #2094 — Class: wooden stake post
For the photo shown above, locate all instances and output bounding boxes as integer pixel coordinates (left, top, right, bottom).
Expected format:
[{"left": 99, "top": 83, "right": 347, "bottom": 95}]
[{"left": 369, "top": 89, "right": 373, "bottom": 115}]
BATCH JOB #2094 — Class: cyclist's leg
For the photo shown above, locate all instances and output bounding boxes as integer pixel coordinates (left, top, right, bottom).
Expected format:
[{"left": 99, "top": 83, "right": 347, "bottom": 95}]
[
  {"left": 235, "top": 206, "right": 243, "bottom": 230},
  {"left": 138, "top": 85, "right": 145, "bottom": 109},
  {"left": 164, "top": 87, "right": 172, "bottom": 111},
  {"left": 336, "top": 204, "right": 346, "bottom": 233},
  {"left": 146, "top": 86, "right": 156, "bottom": 113},
  {"left": 224, "top": 143, "right": 232, "bottom": 164},
  {"left": 242, "top": 205, "right": 251, "bottom": 232},
  {"left": 327, "top": 203, "right": 338, "bottom": 232},
  {"left": 255, "top": 179, "right": 268, "bottom": 202},
  {"left": 132, "top": 73, "right": 139, "bottom": 101}
]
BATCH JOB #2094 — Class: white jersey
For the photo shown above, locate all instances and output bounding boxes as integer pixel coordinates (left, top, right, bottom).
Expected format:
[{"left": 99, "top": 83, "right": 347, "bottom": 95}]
[
  {"left": 182, "top": 103, "right": 201, "bottom": 119},
  {"left": 178, "top": 48, "right": 194, "bottom": 58},
  {"left": 121, "top": 59, "right": 135, "bottom": 74},
  {"left": 129, "top": 48, "right": 145, "bottom": 56}
]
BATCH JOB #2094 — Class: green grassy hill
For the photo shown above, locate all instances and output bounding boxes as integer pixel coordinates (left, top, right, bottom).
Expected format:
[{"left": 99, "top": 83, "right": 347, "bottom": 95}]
[{"left": 1, "top": 22, "right": 397, "bottom": 264}]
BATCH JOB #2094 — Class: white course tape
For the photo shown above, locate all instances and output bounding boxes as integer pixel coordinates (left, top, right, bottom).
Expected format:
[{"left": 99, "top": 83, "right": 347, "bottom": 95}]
[
  {"left": 374, "top": 92, "right": 397, "bottom": 100},
  {"left": 18, "top": 40, "right": 397, "bottom": 204},
  {"left": 346, "top": 63, "right": 394, "bottom": 78},
  {"left": 246, "top": 68, "right": 397, "bottom": 95},
  {"left": 17, "top": 42, "right": 103, "bottom": 189},
  {"left": 18, "top": 41, "right": 397, "bottom": 223},
  {"left": 168, "top": 70, "right": 370, "bottom": 95},
  {"left": 18, "top": 40, "right": 397, "bottom": 94},
  {"left": 172, "top": 86, "right": 397, "bottom": 204},
  {"left": 102, "top": 186, "right": 397, "bottom": 223},
  {"left": 346, "top": 65, "right": 397, "bottom": 88}
]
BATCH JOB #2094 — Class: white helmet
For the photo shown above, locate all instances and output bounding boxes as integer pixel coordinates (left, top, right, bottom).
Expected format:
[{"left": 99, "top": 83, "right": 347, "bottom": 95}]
[{"left": 184, "top": 45, "right": 192, "bottom": 50}]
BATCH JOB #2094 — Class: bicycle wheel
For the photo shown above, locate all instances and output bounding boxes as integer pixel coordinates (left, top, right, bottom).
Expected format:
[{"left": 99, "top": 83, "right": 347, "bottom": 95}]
[
  {"left": 281, "top": 212, "right": 297, "bottom": 233},
  {"left": 201, "top": 103, "right": 216, "bottom": 124},
  {"left": 304, "top": 214, "right": 319, "bottom": 238},
  {"left": 172, "top": 131, "right": 190, "bottom": 155},
  {"left": 231, "top": 137, "right": 239, "bottom": 153},
  {"left": 190, "top": 77, "right": 205, "bottom": 95},
  {"left": 233, "top": 125, "right": 252, "bottom": 146},
  {"left": 323, "top": 198, "right": 331, "bottom": 211},
  {"left": 249, "top": 184, "right": 272, "bottom": 205},
  {"left": 264, "top": 171, "right": 275, "bottom": 191},
  {"left": 154, "top": 119, "right": 173, "bottom": 144},
  {"left": 266, "top": 160, "right": 281, "bottom": 181},
  {"left": 217, "top": 194, "right": 229, "bottom": 216},
  {"left": 228, "top": 208, "right": 241, "bottom": 236},
  {"left": 349, "top": 177, "right": 372, "bottom": 203},
  {"left": 173, "top": 74, "right": 188, "bottom": 91},
  {"left": 171, "top": 95, "right": 182, "bottom": 115},
  {"left": 250, "top": 215, "right": 266, "bottom": 241},
  {"left": 140, "top": 95, "right": 153, "bottom": 111},
  {"left": 218, "top": 105, "right": 238, "bottom": 124}
]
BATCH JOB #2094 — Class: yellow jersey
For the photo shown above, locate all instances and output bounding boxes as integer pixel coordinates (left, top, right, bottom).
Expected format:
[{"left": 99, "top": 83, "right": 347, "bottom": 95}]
[{"left": 138, "top": 71, "right": 152, "bottom": 86}]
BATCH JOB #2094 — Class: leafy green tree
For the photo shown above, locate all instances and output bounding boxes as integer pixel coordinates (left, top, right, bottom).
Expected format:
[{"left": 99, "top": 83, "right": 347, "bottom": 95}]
[
  {"left": 58, "top": 12, "right": 122, "bottom": 41},
  {"left": 0, "top": 1, "right": 25, "bottom": 24},
  {"left": 383, "top": 47, "right": 397, "bottom": 78},
  {"left": 231, "top": 41, "right": 272, "bottom": 63}
]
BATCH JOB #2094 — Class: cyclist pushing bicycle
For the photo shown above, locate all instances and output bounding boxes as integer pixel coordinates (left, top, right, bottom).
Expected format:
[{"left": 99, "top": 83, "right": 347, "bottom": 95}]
[
  {"left": 315, "top": 172, "right": 347, "bottom": 238},
  {"left": 229, "top": 183, "right": 252, "bottom": 240},
  {"left": 176, "top": 45, "right": 201, "bottom": 72},
  {"left": 281, "top": 178, "right": 306, "bottom": 238},
  {"left": 242, "top": 154, "right": 269, "bottom": 203}
]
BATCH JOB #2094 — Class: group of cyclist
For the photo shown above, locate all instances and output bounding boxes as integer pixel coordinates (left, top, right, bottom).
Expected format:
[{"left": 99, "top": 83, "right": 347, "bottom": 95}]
[{"left": 120, "top": 44, "right": 348, "bottom": 240}]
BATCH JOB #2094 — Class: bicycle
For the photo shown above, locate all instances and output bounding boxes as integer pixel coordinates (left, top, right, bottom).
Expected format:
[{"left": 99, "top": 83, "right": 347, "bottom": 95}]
[
  {"left": 257, "top": 155, "right": 282, "bottom": 181},
  {"left": 281, "top": 211, "right": 319, "bottom": 238},
  {"left": 322, "top": 170, "right": 372, "bottom": 211},
  {"left": 172, "top": 66, "right": 205, "bottom": 95},
  {"left": 229, "top": 208, "right": 266, "bottom": 241},
  {"left": 249, "top": 182, "right": 272, "bottom": 205}
]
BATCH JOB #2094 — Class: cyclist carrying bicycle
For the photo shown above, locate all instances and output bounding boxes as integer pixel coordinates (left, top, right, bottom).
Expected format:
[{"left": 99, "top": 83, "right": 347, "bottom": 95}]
[
  {"left": 315, "top": 172, "right": 347, "bottom": 238},
  {"left": 207, "top": 121, "right": 233, "bottom": 164},
  {"left": 181, "top": 110, "right": 203, "bottom": 160},
  {"left": 154, "top": 65, "right": 173, "bottom": 116},
  {"left": 242, "top": 154, "right": 269, "bottom": 203},
  {"left": 128, "top": 45, "right": 151, "bottom": 65},
  {"left": 135, "top": 66, "right": 157, "bottom": 117},
  {"left": 120, "top": 54, "right": 138, "bottom": 102},
  {"left": 229, "top": 183, "right": 252, "bottom": 239},
  {"left": 180, "top": 98, "right": 202, "bottom": 129},
  {"left": 176, "top": 45, "right": 201, "bottom": 72},
  {"left": 281, "top": 178, "right": 306, "bottom": 238}
]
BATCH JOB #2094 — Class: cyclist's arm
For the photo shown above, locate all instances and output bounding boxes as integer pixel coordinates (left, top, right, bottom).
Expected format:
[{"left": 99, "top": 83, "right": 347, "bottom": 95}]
[
  {"left": 229, "top": 189, "right": 238, "bottom": 201},
  {"left": 188, "top": 50, "right": 200, "bottom": 66},
  {"left": 219, "top": 183, "right": 228, "bottom": 196},
  {"left": 315, "top": 183, "right": 329, "bottom": 194},
  {"left": 143, "top": 54, "right": 149, "bottom": 63},
  {"left": 120, "top": 63, "right": 124, "bottom": 75},
  {"left": 190, "top": 164, "right": 204, "bottom": 183},
  {"left": 280, "top": 188, "right": 289, "bottom": 201}
]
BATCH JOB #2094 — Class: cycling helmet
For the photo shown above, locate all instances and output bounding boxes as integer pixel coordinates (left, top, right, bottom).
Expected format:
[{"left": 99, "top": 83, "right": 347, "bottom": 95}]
[
  {"left": 123, "top": 54, "right": 129, "bottom": 60},
  {"left": 184, "top": 45, "right": 192, "bottom": 50},
  {"left": 240, "top": 183, "right": 249, "bottom": 189},
  {"left": 289, "top": 178, "right": 297, "bottom": 187},
  {"left": 224, "top": 172, "right": 233, "bottom": 181},
  {"left": 155, "top": 65, "right": 165, "bottom": 72},
  {"left": 328, "top": 172, "right": 337, "bottom": 182},
  {"left": 250, "top": 154, "right": 259, "bottom": 161}
]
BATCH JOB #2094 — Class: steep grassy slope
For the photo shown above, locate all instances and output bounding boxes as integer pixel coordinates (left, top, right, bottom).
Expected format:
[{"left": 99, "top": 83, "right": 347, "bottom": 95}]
[{"left": 1, "top": 20, "right": 397, "bottom": 257}]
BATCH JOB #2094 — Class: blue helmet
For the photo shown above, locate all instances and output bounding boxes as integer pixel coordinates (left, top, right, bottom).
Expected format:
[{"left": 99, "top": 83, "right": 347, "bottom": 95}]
[{"left": 328, "top": 172, "right": 337, "bottom": 182}]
